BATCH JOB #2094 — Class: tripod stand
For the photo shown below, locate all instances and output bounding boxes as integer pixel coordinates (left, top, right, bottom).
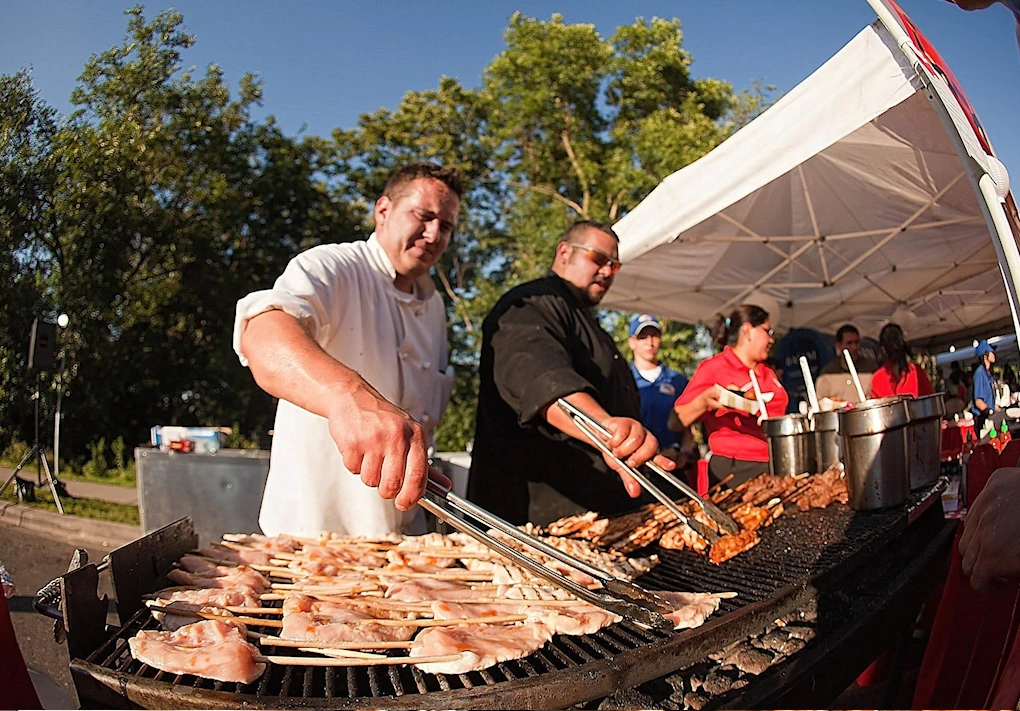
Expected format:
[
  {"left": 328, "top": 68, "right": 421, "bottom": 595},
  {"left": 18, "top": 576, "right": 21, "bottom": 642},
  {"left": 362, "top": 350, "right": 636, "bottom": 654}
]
[{"left": 0, "top": 371, "right": 65, "bottom": 514}]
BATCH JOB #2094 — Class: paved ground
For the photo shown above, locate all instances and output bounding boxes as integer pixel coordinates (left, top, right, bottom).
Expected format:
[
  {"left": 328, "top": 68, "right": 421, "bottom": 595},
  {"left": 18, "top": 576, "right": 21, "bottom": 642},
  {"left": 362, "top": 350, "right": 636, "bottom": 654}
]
[
  {"left": 0, "top": 525, "right": 113, "bottom": 706},
  {"left": 0, "top": 465, "right": 138, "bottom": 505}
]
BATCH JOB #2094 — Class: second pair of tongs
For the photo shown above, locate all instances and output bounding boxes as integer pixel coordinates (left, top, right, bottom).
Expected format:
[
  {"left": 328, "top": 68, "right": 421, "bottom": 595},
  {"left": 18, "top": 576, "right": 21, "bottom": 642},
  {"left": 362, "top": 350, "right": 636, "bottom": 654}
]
[
  {"left": 556, "top": 399, "right": 740, "bottom": 540},
  {"left": 418, "top": 479, "right": 675, "bottom": 633}
]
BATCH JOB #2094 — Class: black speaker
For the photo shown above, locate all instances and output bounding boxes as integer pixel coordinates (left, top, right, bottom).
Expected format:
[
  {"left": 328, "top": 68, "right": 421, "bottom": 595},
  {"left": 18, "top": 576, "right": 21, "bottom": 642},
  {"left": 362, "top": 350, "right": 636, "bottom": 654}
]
[{"left": 28, "top": 319, "right": 56, "bottom": 372}]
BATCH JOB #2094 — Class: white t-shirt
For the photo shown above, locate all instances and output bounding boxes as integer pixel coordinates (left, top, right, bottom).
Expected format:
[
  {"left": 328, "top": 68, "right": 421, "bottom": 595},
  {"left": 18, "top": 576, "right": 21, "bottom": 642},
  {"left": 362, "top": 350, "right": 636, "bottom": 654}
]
[{"left": 233, "top": 234, "right": 453, "bottom": 537}]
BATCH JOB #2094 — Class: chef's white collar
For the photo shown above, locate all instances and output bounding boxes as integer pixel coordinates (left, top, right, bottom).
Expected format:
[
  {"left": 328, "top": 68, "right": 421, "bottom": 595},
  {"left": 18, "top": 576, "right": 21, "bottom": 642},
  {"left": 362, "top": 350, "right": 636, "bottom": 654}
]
[{"left": 366, "top": 232, "right": 437, "bottom": 301}]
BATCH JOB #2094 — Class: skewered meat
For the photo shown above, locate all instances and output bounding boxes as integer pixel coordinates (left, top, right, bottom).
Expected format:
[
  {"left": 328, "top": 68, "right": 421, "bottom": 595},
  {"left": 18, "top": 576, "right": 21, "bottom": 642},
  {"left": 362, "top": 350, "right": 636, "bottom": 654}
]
[
  {"left": 150, "top": 588, "right": 260, "bottom": 631},
  {"left": 197, "top": 543, "right": 273, "bottom": 567},
  {"left": 655, "top": 591, "right": 728, "bottom": 630},
  {"left": 385, "top": 578, "right": 494, "bottom": 602},
  {"left": 280, "top": 594, "right": 417, "bottom": 644},
  {"left": 411, "top": 622, "right": 554, "bottom": 675},
  {"left": 385, "top": 549, "right": 456, "bottom": 572},
  {"left": 708, "top": 530, "right": 760, "bottom": 564},
  {"left": 128, "top": 620, "right": 265, "bottom": 684},
  {"left": 222, "top": 533, "right": 302, "bottom": 555},
  {"left": 167, "top": 563, "right": 269, "bottom": 593}
]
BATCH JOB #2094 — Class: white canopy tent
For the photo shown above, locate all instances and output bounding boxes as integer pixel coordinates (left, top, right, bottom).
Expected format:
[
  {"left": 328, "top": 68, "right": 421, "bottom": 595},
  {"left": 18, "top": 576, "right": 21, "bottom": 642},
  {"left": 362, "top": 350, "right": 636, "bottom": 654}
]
[{"left": 606, "top": 0, "right": 1019, "bottom": 345}]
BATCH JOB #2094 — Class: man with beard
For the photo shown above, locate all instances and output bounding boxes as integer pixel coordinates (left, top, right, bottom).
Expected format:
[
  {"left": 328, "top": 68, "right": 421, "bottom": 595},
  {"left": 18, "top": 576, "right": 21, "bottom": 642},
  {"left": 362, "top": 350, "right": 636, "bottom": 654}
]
[
  {"left": 466, "top": 221, "right": 676, "bottom": 524},
  {"left": 234, "top": 163, "right": 461, "bottom": 537}
]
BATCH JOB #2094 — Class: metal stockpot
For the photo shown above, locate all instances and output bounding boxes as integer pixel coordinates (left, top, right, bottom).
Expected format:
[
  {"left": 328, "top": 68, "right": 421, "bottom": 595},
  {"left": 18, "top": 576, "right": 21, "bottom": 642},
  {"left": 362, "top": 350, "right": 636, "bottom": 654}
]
[
  {"left": 763, "top": 414, "right": 816, "bottom": 477},
  {"left": 813, "top": 409, "right": 841, "bottom": 473},
  {"left": 906, "top": 393, "right": 946, "bottom": 490},
  {"left": 838, "top": 396, "right": 911, "bottom": 510}
]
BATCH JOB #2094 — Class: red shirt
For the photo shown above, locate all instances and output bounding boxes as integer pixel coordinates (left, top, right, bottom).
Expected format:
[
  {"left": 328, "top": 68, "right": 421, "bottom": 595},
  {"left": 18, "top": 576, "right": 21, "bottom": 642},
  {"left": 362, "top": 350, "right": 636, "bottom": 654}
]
[
  {"left": 869, "top": 362, "right": 934, "bottom": 398},
  {"left": 676, "top": 346, "right": 789, "bottom": 462}
]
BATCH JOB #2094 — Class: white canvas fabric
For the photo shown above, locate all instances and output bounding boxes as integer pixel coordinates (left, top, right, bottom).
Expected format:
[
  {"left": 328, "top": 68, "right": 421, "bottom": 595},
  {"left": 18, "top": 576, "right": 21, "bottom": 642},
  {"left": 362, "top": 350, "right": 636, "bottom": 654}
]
[{"left": 606, "top": 18, "right": 1016, "bottom": 342}]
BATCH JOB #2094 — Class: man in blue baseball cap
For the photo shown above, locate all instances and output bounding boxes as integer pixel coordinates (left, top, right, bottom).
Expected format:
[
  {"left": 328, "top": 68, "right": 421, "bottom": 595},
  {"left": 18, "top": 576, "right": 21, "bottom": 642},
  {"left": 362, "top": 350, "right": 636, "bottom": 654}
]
[
  {"left": 971, "top": 339, "right": 999, "bottom": 429},
  {"left": 627, "top": 314, "right": 693, "bottom": 467}
]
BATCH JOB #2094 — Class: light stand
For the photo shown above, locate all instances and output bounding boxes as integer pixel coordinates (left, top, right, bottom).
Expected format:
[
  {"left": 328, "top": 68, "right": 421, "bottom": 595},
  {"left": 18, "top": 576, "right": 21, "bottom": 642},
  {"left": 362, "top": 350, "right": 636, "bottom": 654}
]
[{"left": 0, "top": 321, "right": 66, "bottom": 514}]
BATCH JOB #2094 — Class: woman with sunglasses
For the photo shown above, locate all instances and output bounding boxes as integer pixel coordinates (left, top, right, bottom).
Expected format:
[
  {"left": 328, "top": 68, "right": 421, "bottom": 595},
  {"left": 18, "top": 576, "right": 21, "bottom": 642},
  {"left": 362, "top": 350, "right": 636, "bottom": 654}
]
[{"left": 673, "top": 304, "right": 788, "bottom": 488}]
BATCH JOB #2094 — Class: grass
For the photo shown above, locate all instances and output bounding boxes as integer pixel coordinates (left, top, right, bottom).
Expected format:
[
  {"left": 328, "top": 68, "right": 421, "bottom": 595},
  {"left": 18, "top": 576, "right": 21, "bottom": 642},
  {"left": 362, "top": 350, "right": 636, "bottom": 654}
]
[
  {"left": 0, "top": 450, "right": 137, "bottom": 488},
  {"left": 2, "top": 484, "right": 140, "bottom": 526}
]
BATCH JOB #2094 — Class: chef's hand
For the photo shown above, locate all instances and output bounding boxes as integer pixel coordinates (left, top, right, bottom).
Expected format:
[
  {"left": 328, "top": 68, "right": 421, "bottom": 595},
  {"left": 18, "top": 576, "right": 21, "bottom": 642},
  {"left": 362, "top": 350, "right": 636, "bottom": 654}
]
[
  {"left": 603, "top": 417, "right": 676, "bottom": 497},
  {"left": 960, "top": 467, "right": 1020, "bottom": 593},
  {"left": 700, "top": 387, "right": 724, "bottom": 411},
  {"left": 327, "top": 386, "right": 449, "bottom": 511}
]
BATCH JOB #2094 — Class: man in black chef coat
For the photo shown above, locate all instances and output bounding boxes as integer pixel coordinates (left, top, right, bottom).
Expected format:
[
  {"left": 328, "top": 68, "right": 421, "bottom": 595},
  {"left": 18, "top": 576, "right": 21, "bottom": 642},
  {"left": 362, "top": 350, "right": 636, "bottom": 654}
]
[{"left": 466, "top": 220, "right": 676, "bottom": 523}]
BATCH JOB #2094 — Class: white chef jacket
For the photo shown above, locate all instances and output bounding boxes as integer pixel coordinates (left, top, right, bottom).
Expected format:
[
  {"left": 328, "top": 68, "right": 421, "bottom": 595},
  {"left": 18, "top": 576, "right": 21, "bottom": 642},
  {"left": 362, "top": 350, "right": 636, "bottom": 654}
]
[{"left": 233, "top": 234, "right": 454, "bottom": 537}]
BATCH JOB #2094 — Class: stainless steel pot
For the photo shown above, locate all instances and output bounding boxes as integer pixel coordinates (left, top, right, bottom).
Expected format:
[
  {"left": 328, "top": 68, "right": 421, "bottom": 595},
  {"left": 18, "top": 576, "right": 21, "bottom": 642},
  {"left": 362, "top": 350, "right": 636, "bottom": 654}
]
[
  {"left": 906, "top": 393, "right": 946, "bottom": 490},
  {"left": 763, "top": 414, "right": 816, "bottom": 477},
  {"left": 838, "top": 396, "right": 911, "bottom": 510},
  {"left": 813, "top": 409, "right": 841, "bottom": 473}
]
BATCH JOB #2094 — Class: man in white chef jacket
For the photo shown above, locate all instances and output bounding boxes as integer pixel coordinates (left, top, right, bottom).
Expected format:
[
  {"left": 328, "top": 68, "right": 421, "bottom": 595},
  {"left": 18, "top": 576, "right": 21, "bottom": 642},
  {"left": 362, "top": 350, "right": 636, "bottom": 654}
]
[{"left": 233, "top": 163, "right": 461, "bottom": 537}]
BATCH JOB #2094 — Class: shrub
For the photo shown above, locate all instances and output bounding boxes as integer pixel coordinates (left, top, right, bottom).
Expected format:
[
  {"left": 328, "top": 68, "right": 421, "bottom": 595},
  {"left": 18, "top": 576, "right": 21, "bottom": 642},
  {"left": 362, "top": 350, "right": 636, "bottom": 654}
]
[
  {"left": 82, "top": 438, "right": 109, "bottom": 479},
  {"left": 111, "top": 436, "right": 127, "bottom": 471}
]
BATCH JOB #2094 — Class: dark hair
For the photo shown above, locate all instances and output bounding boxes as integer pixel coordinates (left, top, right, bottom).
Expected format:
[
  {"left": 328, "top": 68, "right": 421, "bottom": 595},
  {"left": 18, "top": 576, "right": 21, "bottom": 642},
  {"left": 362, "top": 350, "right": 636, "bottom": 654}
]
[
  {"left": 879, "top": 323, "right": 910, "bottom": 385},
  {"left": 712, "top": 304, "right": 769, "bottom": 348},
  {"left": 835, "top": 324, "right": 860, "bottom": 343},
  {"left": 563, "top": 220, "right": 619, "bottom": 244},
  {"left": 382, "top": 162, "right": 464, "bottom": 201}
]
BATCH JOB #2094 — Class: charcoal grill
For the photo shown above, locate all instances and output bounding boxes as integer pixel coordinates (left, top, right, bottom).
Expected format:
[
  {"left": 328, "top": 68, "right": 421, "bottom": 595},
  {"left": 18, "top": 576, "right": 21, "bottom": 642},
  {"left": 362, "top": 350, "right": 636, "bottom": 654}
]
[{"left": 53, "top": 481, "right": 953, "bottom": 709}]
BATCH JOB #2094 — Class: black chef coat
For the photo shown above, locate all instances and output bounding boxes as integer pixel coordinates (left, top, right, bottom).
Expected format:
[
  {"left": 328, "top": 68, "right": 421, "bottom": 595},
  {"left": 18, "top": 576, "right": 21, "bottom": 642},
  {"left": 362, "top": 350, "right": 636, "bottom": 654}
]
[{"left": 467, "top": 274, "right": 644, "bottom": 524}]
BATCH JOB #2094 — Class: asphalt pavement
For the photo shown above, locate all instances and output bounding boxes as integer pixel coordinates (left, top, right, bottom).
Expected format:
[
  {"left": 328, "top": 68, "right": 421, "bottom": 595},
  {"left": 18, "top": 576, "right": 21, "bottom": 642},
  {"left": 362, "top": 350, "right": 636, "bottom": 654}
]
[{"left": 0, "top": 525, "right": 114, "bottom": 706}]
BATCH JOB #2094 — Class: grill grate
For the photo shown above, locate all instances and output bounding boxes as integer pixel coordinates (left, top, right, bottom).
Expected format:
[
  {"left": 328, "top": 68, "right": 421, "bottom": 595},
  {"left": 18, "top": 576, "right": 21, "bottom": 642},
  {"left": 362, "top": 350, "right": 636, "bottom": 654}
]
[{"left": 76, "top": 485, "right": 941, "bottom": 707}]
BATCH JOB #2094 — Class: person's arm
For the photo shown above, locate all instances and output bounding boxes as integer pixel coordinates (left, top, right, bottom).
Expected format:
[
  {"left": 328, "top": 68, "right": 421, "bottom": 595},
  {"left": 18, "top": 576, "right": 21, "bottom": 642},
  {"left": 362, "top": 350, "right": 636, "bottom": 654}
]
[
  {"left": 960, "top": 467, "right": 1020, "bottom": 592},
  {"left": 674, "top": 387, "right": 723, "bottom": 428},
  {"left": 489, "top": 297, "right": 673, "bottom": 497},
  {"left": 240, "top": 310, "right": 437, "bottom": 511}
]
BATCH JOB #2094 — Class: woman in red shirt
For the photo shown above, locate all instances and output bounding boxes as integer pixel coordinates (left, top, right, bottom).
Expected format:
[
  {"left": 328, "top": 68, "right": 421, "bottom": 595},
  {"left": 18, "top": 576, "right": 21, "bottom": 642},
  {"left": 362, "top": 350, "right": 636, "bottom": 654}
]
[
  {"left": 674, "top": 305, "right": 789, "bottom": 487},
  {"left": 869, "top": 323, "right": 934, "bottom": 398}
]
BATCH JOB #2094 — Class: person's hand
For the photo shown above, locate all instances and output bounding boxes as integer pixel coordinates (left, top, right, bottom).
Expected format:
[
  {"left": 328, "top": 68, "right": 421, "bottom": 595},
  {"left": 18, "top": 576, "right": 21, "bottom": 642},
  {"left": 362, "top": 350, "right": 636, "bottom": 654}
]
[
  {"left": 701, "top": 387, "right": 724, "bottom": 411},
  {"left": 960, "top": 467, "right": 1020, "bottom": 592},
  {"left": 602, "top": 417, "right": 676, "bottom": 497},
  {"left": 327, "top": 385, "right": 438, "bottom": 511}
]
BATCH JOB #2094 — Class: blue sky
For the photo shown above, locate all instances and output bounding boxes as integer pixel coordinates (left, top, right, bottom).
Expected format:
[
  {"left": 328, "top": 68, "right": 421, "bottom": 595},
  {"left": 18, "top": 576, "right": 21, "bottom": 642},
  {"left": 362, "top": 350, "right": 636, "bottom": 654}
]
[{"left": 2, "top": 1, "right": 1017, "bottom": 176}]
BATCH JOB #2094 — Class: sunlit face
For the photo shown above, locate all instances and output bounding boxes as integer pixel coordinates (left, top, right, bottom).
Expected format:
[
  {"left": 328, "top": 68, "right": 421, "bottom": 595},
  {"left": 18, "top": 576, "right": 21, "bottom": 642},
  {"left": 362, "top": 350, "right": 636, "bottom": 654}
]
[
  {"left": 374, "top": 178, "right": 460, "bottom": 290},
  {"left": 741, "top": 320, "right": 775, "bottom": 363},
  {"left": 628, "top": 328, "right": 662, "bottom": 363},
  {"left": 837, "top": 331, "right": 861, "bottom": 360},
  {"left": 554, "top": 228, "right": 621, "bottom": 306}
]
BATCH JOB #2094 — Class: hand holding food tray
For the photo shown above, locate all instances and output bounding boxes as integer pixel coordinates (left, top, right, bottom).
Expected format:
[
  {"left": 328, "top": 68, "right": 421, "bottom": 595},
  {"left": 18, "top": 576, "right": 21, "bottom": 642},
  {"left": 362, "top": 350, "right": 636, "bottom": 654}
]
[{"left": 714, "top": 384, "right": 764, "bottom": 414}]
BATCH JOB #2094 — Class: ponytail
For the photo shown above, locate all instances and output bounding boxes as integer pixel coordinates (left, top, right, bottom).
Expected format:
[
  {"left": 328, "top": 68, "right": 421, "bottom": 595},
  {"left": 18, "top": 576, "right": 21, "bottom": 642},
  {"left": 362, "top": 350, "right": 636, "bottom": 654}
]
[{"left": 712, "top": 305, "right": 769, "bottom": 348}]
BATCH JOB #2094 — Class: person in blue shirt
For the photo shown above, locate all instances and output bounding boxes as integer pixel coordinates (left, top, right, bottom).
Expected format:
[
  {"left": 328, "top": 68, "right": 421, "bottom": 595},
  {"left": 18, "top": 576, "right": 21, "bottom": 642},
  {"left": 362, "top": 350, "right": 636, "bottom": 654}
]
[
  {"left": 970, "top": 339, "right": 1000, "bottom": 431},
  {"left": 627, "top": 314, "right": 692, "bottom": 466}
]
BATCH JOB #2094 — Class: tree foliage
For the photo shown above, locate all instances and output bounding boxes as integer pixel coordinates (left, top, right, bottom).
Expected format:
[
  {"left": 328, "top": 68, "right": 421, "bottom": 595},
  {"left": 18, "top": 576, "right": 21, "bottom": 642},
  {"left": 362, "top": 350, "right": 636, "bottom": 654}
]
[{"left": 0, "top": 7, "right": 770, "bottom": 459}]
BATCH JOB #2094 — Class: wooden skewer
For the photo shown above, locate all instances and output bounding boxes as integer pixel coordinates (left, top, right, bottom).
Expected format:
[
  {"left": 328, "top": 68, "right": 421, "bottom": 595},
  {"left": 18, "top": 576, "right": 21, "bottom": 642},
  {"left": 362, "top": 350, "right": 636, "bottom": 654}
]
[
  {"left": 253, "top": 653, "right": 461, "bottom": 667},
  {"left": 707, "top": 473, "right": 734, "bottom": 496},
  {"left": 259, "top": 636, "right": 414, "bottom": 650},
  {"left": 301, "top": 647, "right": 386, "bottom": 660},
  {"left": 146, "top": 602, "right": 284, "bottom": 628}
]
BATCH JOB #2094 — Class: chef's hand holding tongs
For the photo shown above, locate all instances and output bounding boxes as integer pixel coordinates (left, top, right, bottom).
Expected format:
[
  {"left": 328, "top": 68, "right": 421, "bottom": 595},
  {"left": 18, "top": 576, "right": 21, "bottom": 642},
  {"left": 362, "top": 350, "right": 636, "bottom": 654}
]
[
  {"left": 556, "top": 398, "right": 739, "bottom": 540},
  {"left": 417, "top": 478, "right": 676, "bottom": 632}
]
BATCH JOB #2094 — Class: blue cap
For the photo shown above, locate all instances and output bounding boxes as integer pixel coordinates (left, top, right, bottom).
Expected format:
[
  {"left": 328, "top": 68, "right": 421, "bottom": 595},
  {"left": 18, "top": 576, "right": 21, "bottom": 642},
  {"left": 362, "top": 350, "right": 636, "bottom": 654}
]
[
  {"left": 629, "top": 313, "right": 662, "bottom": 337},
  {"left": 976, "top": 339, "right": 995, "bottom": 356}
]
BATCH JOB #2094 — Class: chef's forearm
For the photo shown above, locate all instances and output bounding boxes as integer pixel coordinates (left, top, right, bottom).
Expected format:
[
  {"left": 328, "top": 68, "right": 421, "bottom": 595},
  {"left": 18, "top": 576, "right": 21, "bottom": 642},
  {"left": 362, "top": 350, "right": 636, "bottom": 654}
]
[
  {"left": 241, "top": 310, "right": 378, "bottom": 419},
  {"left": 541, "top": 392, "right": 611, "bottom": 443},
  {"left": 675, "top": 397, "right": 707, "bottom": 429}
]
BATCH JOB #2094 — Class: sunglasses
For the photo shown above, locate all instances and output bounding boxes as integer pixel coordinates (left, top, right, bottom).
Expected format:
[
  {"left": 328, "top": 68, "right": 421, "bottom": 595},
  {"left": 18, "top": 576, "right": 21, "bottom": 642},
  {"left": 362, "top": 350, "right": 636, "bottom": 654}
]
[{"left": 569, "top": 244, "right": 622, "bottom": 274}]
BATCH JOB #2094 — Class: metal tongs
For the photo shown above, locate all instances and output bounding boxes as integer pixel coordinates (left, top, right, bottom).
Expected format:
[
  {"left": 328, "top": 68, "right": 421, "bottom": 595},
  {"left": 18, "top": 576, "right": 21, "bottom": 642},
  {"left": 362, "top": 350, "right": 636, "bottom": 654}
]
[
  {"left": 418, "top": 479, "right": 675, "bottom": 632},
  {"left": 556, "top": 398, "right": 740, "bottom": 540}
]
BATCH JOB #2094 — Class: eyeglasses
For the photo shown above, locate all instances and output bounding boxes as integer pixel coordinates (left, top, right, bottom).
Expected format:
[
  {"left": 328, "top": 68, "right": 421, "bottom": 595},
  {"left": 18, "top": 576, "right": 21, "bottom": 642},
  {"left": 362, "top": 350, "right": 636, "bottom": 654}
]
[
  {"left": 569, "top": 244, "right": 622, "bottom": 274},
  {"left": 756, "top": 324, "right": 775, "bottom": 338}
]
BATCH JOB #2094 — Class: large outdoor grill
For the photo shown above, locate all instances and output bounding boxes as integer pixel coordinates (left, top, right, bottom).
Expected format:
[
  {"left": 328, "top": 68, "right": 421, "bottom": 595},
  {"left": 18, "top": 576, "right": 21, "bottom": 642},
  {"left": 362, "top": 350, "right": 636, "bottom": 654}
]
[{"left": 52, "top": 481, "right": 954, "bottom": 710}]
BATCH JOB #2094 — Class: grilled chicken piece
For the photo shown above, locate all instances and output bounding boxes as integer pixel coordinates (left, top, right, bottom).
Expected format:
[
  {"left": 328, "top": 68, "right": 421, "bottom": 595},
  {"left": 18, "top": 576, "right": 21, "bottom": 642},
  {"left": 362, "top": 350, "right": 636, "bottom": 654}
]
[
  {"left": 654, "top": 591, "right": 728, "bottom": 630},
  {"left": 197, "top": 543, "right": 273, "bottom": 567},
  {"left": 167, "top": 563, "right": 270, "bottom": 593},
  {"left": 128, "top": 620, "right": 264, "bottom": 684},
  {"left": 411, "top": 622, "right": 554, "bottom": 674},
  {"left": 280, "top": 594, "right": 417, "bottom": 644},
  {"left": 708, "top": 529, "right": 760, "bottom": 564},
  {"left": 385, "top": 578, "right": 493, "bottom": 602},
  {"left": 150, "top": 588, "right": 261, "bottom": 631}
]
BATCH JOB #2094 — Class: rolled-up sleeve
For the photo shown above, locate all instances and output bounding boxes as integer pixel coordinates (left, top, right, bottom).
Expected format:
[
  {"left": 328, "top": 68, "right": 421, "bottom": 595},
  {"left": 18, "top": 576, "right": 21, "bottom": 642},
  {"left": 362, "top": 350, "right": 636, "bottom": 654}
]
[
  {"left": 233, "top": 246, "right": 343, "bottom": 367},
  {"left": 490, "top": 299, "right": 594, "bottom": 426}
]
